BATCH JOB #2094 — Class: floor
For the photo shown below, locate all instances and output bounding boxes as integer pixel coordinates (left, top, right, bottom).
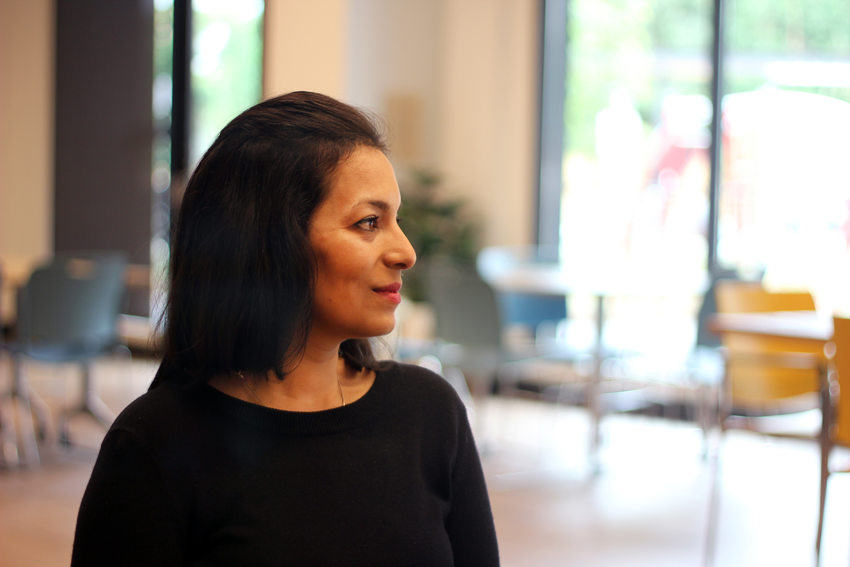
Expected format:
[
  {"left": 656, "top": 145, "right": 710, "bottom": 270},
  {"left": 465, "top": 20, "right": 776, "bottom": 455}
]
[{"left": 1, "top": 355, "right": 849, "bottom": 567}]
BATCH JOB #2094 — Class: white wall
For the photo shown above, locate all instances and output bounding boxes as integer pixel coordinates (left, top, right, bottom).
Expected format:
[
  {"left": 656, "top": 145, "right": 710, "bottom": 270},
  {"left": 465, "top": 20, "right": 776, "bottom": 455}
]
[
  {"left": 0, "top": 0, "right": 54, "bottom": 259},
  {"left": 435, "top": 0, "right": 539, "bottom": 247},
  {"left": 264, "top": 0, "right": 540, "bottom": 248},
  {"left": 344, "top": 0, "right": 442, "bottom": 169},
  {"left": 0, "top": 0, "right": 540, "bottom": 265},
  {"left": 264, "top": 0, "right": 349, "bottom": 99}
]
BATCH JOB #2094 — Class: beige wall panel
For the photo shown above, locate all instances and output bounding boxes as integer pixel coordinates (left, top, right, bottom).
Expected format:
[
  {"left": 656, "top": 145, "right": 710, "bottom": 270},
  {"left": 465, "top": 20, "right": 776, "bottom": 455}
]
[
  {"left": 0, "top": 0, "right": 54, "bottom": 259},
  {"left": 437, "top": 0, "right": 538, "bottom": 248},
  {"left": 263, "top": 0, "right": 349, "bottom": 99}
]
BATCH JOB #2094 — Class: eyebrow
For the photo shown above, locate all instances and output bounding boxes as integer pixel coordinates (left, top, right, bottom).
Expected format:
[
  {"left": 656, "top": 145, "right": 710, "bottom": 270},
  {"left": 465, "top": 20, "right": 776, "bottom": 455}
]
[{"left": 355, "top": 199, "right": 393, "bottom": 212}]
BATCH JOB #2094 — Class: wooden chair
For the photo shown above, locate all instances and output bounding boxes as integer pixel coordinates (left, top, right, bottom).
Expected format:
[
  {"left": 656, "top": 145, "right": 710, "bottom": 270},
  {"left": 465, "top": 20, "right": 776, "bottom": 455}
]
[
  {"left": 816, "top": 316, "right": 850, "bottom": 563},
  {"left": 714, "top": 281, "right": 822, "bottom": 422},
  {"left": 704, "top": 281, "right": 825, "bottom": 566}
]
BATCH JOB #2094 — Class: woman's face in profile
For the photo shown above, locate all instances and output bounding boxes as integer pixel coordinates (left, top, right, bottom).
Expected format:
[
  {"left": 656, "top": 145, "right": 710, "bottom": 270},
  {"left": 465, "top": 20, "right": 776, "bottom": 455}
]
[{"left": 307, "top": 145, "right": 417, "bottom": 344}]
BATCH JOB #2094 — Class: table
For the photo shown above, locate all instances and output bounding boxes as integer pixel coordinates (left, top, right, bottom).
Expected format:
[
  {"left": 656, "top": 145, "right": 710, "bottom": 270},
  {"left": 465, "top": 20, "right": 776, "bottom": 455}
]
[
  {"left": 708, "top": 310, "right": 833, "bottom": 350},
  {"left": 477, "top": 250, "right": 707, "bottom": 470},
  {"left": 707, "top": 309, "right": 833, "bottom": 419},
  {"left": 704, "top": 309, "right": 835, "bottom": 561},
  {"left": 707, "top": 310, "right": 833, "bottom": 407}
]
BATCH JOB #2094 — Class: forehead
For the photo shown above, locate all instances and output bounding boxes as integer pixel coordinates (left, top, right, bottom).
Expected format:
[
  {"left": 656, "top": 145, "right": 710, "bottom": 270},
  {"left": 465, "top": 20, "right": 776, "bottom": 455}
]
[{"left": 319, "top": 146, "right": 400, "bottom": 209}]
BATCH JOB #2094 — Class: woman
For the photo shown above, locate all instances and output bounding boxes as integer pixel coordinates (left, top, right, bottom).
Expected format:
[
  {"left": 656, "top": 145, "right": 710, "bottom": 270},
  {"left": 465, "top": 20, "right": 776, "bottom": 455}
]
[{"left": 71, "top": 92, "right": 499, "bottom": 566}]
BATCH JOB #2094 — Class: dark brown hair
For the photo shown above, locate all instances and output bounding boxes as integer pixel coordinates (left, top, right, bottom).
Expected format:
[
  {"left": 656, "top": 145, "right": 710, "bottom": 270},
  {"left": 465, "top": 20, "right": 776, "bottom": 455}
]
[{"left": 154, "top": 91, "right": 386, "bottom": 387}]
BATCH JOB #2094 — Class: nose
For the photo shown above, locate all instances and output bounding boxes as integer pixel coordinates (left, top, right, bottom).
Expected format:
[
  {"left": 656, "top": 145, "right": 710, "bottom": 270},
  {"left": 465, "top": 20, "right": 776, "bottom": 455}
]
[{"left": 386, "top": 225, "right": 416, "bottom": 270}]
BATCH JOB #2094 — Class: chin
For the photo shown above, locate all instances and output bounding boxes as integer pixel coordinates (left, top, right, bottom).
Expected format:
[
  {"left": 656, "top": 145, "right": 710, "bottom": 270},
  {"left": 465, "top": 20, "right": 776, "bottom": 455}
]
[{"left": 359, "top": 318, "right": 397, "bottom": 339}]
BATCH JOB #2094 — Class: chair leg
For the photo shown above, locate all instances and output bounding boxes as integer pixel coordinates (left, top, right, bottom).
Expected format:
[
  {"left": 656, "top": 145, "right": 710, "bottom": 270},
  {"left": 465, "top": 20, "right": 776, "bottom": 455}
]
[
  {"left": 702, "top": 433, "right": 724, "bottom": 567},
  {"left": 12, "top": 393, "right": 41, "bottom": 467},
  {"left": 79, "top": 360, "right": 115, "bottom": 426},
  {"left": 703, "top": 369, "right": 729, "bottom": 567},
  {"left": 59, "top": 360, "right": 115, "bottom": 445},
  {"left": 9, "top": 354, "right": 53, "bottom": 440},
  {"left": 814, "top": 469, "right": 828, "bottom": 566},
  {"left": 815, "top": 362, "right": 833, "bottom": 565},
  {"left": 1, "top": 355, "right": 54, "bottom": 467},
  {"left": 0, "top": 397, "right": 21, "bottom": 467},
  {"left": 694, "top": 380, "right": 715, "bottom": 460}
]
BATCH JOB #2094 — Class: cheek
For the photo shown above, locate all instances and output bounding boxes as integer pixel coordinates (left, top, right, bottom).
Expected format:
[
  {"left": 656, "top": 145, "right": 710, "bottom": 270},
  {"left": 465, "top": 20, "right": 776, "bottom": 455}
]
[{"left": 315, "top": 252, "right": 366, "bottom": 292}]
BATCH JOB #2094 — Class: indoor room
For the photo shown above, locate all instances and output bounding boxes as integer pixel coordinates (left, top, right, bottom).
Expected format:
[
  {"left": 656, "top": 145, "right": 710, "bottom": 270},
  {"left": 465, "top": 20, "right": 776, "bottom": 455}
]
[{"left": 2, "top": 0, "right": 850, "bottom": 565}]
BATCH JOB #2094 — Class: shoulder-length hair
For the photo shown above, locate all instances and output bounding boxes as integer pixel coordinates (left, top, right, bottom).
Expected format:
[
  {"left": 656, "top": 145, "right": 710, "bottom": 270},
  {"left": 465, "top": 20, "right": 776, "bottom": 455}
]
[{"left": 154, "top": 91, "right": 386, "bottom": 388}]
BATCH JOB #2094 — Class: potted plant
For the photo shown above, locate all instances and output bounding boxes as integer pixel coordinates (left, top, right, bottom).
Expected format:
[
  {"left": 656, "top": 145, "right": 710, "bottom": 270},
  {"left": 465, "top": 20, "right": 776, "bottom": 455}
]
[{"left": 399, "top": 169, "right": 480, "bottom": 303}]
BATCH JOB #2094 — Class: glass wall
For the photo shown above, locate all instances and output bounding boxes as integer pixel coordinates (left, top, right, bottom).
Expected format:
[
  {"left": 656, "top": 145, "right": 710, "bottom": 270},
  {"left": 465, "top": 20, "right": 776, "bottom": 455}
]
[
  {"left": 556, "top": 0, "right": 850, "bottom": 352},
  {"left": 150, "top": 0, "right": 264, "bottom": 318},
  {"left": 560, "top": 0, "right": 713, "bottom": 353},
  {"left": 563, "top": 0, "right": 712, "bottom": 283},
  {"left": 719, "top": 0, "right": 850, "bottom": 313},
  {"left": 189, "top": 0, "right": 264, "bottom": 168}
]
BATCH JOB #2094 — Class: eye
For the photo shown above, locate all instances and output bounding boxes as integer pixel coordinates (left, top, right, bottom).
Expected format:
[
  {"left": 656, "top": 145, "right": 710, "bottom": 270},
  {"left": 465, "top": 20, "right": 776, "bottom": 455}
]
[{"left": 356, "top": 215, "right": 379, "bottom": 231}]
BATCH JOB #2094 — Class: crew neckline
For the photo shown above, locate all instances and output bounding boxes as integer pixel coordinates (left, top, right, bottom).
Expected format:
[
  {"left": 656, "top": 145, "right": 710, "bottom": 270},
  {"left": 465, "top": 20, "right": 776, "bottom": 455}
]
[{"left": 198, "top": 361, "right": 395, "bottom": 436}]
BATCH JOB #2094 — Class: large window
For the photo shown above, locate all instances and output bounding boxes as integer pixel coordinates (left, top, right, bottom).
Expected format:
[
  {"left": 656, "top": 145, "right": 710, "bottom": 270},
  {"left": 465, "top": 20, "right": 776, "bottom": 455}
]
[
  {"left": 189, "top": 0, "right": 264, "bottom": 167},
  {"left": 150, "top": 0, "right": 264, "bottom": 318},
  {"left": 719, "top": 0, "right": 850, "bottom": 313},
  {"left": 561, "top": 0, "right": 713, "bottom": 291},
  {"left": 548, "top": 0, "right": 850, "bottom": 345}
]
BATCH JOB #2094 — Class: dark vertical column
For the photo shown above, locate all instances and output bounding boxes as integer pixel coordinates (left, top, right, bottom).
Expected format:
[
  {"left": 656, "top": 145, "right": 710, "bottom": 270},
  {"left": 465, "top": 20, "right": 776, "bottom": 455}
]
[
  {"left": 535, "top": 0, "right": 567, "bottom": 258},
  {"left": 54, "top": 0, "right": 154, "bottom": 314},
  {"left": 706, "top": 0, "right": 726, "bottom": 275},
  {"left": 170, "top": 0, "right": 191, "bottom": 210}
]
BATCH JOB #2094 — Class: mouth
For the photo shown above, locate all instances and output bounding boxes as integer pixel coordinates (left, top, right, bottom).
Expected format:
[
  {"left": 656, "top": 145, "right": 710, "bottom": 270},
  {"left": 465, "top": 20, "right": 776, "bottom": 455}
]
[{"left": 373, "top": 282, "right": 403, "bottom": 304}]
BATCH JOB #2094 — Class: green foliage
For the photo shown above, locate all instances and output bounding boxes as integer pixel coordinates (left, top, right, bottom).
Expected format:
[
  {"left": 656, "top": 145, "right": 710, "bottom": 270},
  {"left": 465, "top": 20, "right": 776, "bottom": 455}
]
[
  {"left": 564, "top": 0, "right": 850, "bottom": 159},
  {"left": 399, "top": 170, "right": 480, "bottom": 302},
  {"left": 726, "top": 0, "right": 850, "bottom": 55},
  {"left": 190, "top": 6, "right": 264, "bottom": 165},
  {"left": 566, "top": 0, "right": 713, "bottom": 155}
]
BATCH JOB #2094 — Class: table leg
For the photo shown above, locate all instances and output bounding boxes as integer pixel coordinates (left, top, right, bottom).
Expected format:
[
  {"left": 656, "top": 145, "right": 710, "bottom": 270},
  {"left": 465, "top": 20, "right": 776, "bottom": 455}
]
[{"left": 588, "top": 293, "right": 604, "bottom": 473}]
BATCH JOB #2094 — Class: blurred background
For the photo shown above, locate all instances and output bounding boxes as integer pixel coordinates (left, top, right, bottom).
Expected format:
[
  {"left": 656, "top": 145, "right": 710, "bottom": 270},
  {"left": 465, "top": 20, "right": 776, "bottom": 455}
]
[
  {"left": 3, "top": 0, "right": 850, "bottom": 340},
  {"left": 2, "top": 1, "right": 850, "bottom": 565}
]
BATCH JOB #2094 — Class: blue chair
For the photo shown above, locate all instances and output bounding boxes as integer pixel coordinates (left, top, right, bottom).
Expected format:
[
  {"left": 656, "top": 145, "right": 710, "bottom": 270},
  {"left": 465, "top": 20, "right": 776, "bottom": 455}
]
[
  {"left": 497, "top": 291, "right": 567, "bottom": 346},
  {"left": 475, "top": 246, "right": 588, "bottom": 391},
  {"left": 2, "top": 251, "right": 127, "bottom": 465},
  {"left": 422, "top": 259, "right": 506, "bottom": 394},
  {"left": 477, "top": 246, "right": 568, "bottom": 341}
]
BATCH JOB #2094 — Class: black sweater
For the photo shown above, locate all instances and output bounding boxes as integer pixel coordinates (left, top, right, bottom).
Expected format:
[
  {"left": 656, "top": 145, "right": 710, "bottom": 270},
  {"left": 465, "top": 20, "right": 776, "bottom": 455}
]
[{"left": 71, "top": 361, "right": 499, "bottom": 566}]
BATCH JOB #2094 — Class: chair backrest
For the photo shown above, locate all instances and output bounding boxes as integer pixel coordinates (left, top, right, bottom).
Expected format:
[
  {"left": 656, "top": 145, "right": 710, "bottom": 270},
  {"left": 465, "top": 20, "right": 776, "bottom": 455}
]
[
  {"left": 476, "top": 244, "right": 560, "bottom": 282},
  {"left": 830, "top": 316, "right": 850, "bottom": 448},
  {"left": 715, "top": 281, "right": 816, "bottom": 314},
  {"left": 714, "top": 281, "right": 820, "bottom": 406},
  {"left": 497, "top": 292, "right": 567, "bottom": 335},
  {"left": 476, "top": 245, "right": 567, "bottom": 340},
  {"left": 16, "top": 252, "right": 127, "bottom": 351},
  {"left": 695, "top": 268, "right": 748, "bottom": 348},
  {"left": 423, "top": 260, "right": 502, "bottom": 351}
]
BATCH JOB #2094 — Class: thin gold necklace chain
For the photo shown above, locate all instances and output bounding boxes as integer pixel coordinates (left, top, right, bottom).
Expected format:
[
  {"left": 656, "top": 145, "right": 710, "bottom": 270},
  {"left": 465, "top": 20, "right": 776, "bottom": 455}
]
[
  {"left": 337, "top": 378, "right": 346, "bottom": 406},
  {"left": 237, "top": 372, "right": 345, "bottom": 407}
]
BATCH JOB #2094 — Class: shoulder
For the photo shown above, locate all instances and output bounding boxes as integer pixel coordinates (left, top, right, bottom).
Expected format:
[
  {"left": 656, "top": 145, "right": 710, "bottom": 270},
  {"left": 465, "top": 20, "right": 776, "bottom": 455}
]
[
  {"left": 375, "top": 360, "right": 469, "bottom": 419},
  {"left": 107, "top": 381, "right": 211, "bottom": 449},
  {"left": 113, "top": 382, "right": 187, "bottom": 425},
  {"left": 378, "top": 360, "right": 458, "bottom": 395}
]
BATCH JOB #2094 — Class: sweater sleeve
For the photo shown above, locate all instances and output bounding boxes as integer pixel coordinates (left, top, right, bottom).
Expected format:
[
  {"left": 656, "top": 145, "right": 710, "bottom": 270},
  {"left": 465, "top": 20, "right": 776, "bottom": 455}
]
[
  {"left": 445, "top": 407, "right": 501, "bottom": 566},
  {"left": 71, "top": 428, "right": 184, "bottom": 567}
]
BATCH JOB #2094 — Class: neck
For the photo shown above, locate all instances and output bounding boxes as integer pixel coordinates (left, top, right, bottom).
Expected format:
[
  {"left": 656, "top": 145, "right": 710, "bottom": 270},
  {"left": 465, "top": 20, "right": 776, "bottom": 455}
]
[
  {"left": 262, "top": 352, "right": 345, "bottom": 411},
  {"left": 210, "top": 339, "right": 375, "bottom": 411},
  {"left": 205, "top": 343, "right": 342, "bottom": 411}
]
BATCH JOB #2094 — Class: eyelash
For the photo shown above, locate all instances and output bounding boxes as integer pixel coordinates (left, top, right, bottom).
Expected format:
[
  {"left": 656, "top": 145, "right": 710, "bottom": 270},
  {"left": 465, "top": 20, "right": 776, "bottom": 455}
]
[
  {"left": 357, "top": 216, "right": 380, "bottom": 231},
  {"left": 355, "top": 216, "right": 402, "bottom": 232}
]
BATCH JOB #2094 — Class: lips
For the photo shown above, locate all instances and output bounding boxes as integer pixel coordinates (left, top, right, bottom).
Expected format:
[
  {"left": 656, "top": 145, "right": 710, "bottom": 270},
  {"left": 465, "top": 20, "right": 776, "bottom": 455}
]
[{"left": 373, "top": 282, "right": 402, "bottom": 304}]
